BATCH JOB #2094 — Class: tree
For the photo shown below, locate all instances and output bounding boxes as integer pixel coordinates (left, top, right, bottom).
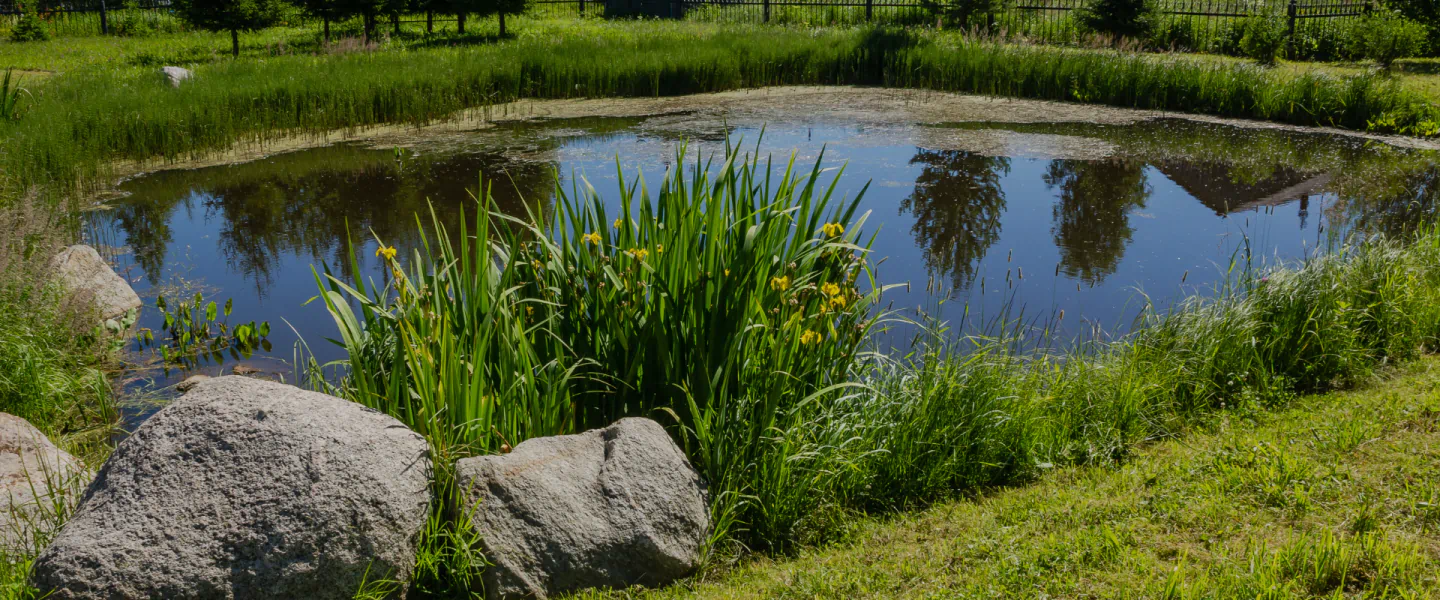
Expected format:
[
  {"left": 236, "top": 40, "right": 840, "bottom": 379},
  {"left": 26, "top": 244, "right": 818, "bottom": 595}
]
[
  {"left": 919, "top": 0, "right": 1005, "bottom": 30},
  {"left": 334, "top": 0, "right": 405, "bottom": 42},
  {"left": 1077, "top": 0, "right": 1158, "bottom": 43},
  {"left": 172, "top": 0, "right": 288, "bottom": 56},
  {"left": 451, "top": 0, "right": 524, "bottom": 36},
  {"left": 294, "top": 0, "right": 349, "bottom": 42}
]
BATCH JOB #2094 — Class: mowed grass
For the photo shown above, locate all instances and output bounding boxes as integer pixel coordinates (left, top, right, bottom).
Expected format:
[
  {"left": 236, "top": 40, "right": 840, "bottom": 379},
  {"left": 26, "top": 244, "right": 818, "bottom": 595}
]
[{"left": 578, "top": 356, "right": 1440, "bottom": 599}]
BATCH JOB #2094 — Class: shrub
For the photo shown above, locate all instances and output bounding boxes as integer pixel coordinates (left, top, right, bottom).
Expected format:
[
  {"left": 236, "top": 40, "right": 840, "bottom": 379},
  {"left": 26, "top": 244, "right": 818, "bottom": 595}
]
[
  {"left": 1149, "top": 17, "right": 1201, "bottom": 51},
  {"left": 1077, "top": 0, "right": 1158, "bottom": 42},
  {"left": 1290, "top": 19, "right": 1352, "bottom": 62},
  {"left": 10, "top": 9, "right": 49, "bottom": 42},
  {"left": 921, "top": 0, "right": 1007, "bottom": 30},
  {"left": 1353, "top": 10, "right": 1428, "bottom": 68},
  {"left": 1240, "top": 14, "right": 1288, "bottom": 65}
]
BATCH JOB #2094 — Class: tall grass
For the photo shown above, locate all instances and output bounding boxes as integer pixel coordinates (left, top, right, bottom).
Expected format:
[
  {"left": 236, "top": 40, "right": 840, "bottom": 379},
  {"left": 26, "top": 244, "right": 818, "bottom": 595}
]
[
  {"left": 313, "top": 142, "right": 1440, "bottom": 586},
  {"left": 4, "top": 22, "right": 1436, "bottom": 206}
]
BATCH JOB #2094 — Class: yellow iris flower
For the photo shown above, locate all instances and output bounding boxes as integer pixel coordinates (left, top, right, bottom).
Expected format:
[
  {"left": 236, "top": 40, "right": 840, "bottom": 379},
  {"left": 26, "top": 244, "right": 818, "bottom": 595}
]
[
  {"left": 375, "top": 245, "right": 398, "bottom": 260},
  {"left": 770, "top": 275, "right": 791, "bottom": 291},
  {"left": 800, "top": 330, "right": 821, "bottom": 345},
  {"left": 822, "top": 222, "right": 845, "bottom": 238}
]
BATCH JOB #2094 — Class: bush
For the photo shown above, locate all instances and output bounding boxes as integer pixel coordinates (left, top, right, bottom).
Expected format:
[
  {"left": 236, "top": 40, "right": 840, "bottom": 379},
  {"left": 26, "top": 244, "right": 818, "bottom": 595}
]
[
  {"left": 1290, "top": 19, "right": 1351, "bottom": 61},
  {"left": 1353, "top": 10, "right": 1428, "bottom": 68},
  {"left": 10, "top": 10, "right": 50, "bottom": 42},
  {"left": 1240, "top": 14, "right": 1288, "bottom": 65},
  {"left": 1077, "top": 0, "right": 1158, "bottom": 42},
  {"left": 1149, "top": 17, "right": 1201, "bottom": 51},
  {"left": 921, "top": 0, "right": 1006, "bottom": 30}
]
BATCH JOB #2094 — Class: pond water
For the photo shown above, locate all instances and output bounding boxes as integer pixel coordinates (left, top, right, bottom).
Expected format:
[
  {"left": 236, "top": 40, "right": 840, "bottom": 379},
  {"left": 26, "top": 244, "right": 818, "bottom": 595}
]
[{"left": 91, "top": 107, "right": 1440, "bottom": 422}]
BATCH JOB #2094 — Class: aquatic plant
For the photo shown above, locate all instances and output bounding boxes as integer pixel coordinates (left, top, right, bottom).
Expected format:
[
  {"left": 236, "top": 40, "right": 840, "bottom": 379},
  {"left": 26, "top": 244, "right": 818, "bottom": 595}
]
[{"left": 138, "top": 293, "right": 272, "bottom": 367}]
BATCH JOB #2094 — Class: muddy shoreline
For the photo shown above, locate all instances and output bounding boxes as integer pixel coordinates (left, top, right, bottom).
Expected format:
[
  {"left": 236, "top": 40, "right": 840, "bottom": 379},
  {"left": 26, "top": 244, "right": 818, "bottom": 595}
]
[{"left": 104, "top": 86, "right": 1440, "bottom": 185}]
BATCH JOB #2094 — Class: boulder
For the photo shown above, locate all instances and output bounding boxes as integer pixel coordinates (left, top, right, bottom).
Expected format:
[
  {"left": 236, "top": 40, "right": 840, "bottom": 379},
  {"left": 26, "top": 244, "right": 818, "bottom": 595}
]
[
  {"left": 160, "top": 66, "right": 192, "bottom": 88},
  {"left": 31, "top": 377, "right": 431, "bottom": 600},
  {"left": 0, "top": 414, "right": 88, "bottom": 553},
  {"left": 457, "top": 417, "right": 709, "bottom": 600},
  {"left": 49, "top": 245, "right": 140, "bottom": 321}
]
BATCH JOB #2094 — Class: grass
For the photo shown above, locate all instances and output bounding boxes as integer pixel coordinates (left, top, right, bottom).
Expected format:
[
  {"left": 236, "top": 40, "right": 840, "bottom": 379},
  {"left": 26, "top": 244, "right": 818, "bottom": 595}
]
[
  {"left": 3, "top": 19, "right": 1438, "bottom": 208},
  {"left": 303, "top": 141, "right": 1440, "bottom": 595},
  {"left": 577, "top": 356, "right": 1440, "bottom": 599}
]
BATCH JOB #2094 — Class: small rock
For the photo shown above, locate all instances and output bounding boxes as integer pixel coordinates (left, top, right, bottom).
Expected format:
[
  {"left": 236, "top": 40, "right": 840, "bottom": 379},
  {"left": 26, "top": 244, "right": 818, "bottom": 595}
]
[
  {"left": 160, "top": 66, "right": 191, "bottom": 88},
  {"left": 231, "top": 364, "right": 261, "bottom": 376},
  {"left": 31, "top": 377, "right": 431, "bottom": 599},
  {"left": 457, "top": 417, "right": 709, "bottom": 600},
  {"left": 49, "top": 245, "right": 141, "bottom": 322},
  {"left": 0, "top": 414, "right": 88, "bottom": 553},
  {"left": 174, "top": 374, "right": 209, "bottom": 393}
]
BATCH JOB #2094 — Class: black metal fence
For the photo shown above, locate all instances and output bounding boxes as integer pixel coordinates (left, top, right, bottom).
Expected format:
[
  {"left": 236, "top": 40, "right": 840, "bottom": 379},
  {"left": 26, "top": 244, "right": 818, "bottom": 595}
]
[{"left": 0, "top": 0, "right": 1373, "bottom": 47}]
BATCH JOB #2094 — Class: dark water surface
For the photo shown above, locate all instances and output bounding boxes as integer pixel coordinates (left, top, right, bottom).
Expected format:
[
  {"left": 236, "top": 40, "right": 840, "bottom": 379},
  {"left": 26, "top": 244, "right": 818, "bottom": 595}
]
[{"left": 92, "top": 114, "right": 1440, "bottom": 418}]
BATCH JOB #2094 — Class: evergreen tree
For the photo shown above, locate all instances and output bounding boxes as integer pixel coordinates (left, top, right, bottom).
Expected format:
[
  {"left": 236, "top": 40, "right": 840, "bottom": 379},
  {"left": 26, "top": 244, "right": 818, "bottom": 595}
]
[
  {"left": 172, "top": 0, "right": 287, "bottom": 56},
  {"left": 1077, "top": 0, "right": 1157, "bottom": 42}
]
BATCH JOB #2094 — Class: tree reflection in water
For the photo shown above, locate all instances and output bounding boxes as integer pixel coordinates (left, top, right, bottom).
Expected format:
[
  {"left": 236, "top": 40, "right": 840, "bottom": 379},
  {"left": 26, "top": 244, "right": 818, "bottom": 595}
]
[
  {"left": 899, "top": 149, "right": 1010, "bottom": 290},
  {"left": 108, "top": 144, "right": 556, "bottom": 297},
  {"left": 1043, "top": 159, "right": 1151, "bottom": 286}
]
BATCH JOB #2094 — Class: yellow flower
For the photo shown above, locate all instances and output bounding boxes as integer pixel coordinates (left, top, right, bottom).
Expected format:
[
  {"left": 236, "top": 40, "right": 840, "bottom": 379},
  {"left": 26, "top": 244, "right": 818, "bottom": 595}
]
[
  {"left": 375, "top": 245, "right": 397, "bottom": 261},
  {"left": 613, "top": 218, "right": 623, "bottom": 229},
  {"left": 583, "top": 232, "right": 602, "bottom": 246},
  {"left": 829, "top": 295, "right": 847, "bottom": 309},
  {"left": 525, "top": 306, "right": 534, "bottom": 317},
  {"left": 769, "top": 275, "right": 791, "bottom": 292},
  {"left": 656, "top": 244, "right": 663, "bottom": 254},
  {"left": 822, "top": 222, "right": 845, "bottom": 238},
  {"left": 724, "top": 269, "right": 731, "bottom": 276},
  {"left": 625, "top": 248, "right": 649, "bottom": 261},
  {"left": 800, "top": 330, "right": 821, "bottom": 345},
  {"left": 821, "top": 282, "right": 842, "bottom": 297}
]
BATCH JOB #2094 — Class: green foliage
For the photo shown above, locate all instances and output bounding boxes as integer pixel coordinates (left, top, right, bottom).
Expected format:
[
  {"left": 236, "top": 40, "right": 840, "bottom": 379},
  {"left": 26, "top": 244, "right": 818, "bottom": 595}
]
[
  {"left": 170, "top": 0, "right": 290, "bottom": 55},
  {"left": 1077, "top": 0, "right": 1158, "bottom": 42},
  {"left": 9, "top": 9, "right": 49, "bottom": 42},
  {"left": 1239, "top": 14, "right": 1287, "bottom": 66},
  {"left": 920, "top": 0, "right": 1006, "bottom": 30},
  {"left": 139, "top": 293, "right": 271, "bottom": 368},
  {"left": 1353, "top": 10, "right": 1429, "bottom": 68},
  {"left": 0, "top": 69, "right": 29, "bottom": 122}
]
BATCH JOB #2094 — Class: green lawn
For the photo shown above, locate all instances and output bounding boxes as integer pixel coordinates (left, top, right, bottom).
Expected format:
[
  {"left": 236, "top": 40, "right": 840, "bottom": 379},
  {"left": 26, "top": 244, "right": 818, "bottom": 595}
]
[{"left": 581, "top": 357, "right": 1440, "bottom": 599}]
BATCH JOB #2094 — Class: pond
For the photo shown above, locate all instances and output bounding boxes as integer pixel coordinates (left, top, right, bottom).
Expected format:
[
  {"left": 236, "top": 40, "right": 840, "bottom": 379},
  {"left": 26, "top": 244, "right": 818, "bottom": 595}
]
[{"left": 90, "top": 94, "right": 1440, "bottom": 424}]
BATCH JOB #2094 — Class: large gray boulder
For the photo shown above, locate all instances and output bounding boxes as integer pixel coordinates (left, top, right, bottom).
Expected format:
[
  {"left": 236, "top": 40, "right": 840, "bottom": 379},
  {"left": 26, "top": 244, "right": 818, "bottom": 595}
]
[
  {"left": 31, "top": 377, "right": 431, "bottom": 600},
  {"left": 0, "top": 414, "right": 88, "bottom": 553},
  {"left": 457, "top": 417, "right": 709, "bottom": 600},
  {"left": 49, "top": 245, "right": 141, "bottom": 321}
]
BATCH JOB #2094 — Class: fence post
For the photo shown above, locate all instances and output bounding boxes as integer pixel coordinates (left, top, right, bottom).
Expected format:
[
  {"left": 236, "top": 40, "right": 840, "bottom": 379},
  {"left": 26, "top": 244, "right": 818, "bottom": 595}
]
[
  {"left": 99, "top": 0, "right": 108, "bottom": 35},
  {"left": 865, "top": 0, "right": 873, "bottom": 21},
  {"left": 763, "top": 0, "right": 770, "bottom": 22},
  {"left": 1286, "top": 0, "right": 1297, "bottom": 39},
  {"left": 578, "top": 0, "right": 584, "bottom": 16}
]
